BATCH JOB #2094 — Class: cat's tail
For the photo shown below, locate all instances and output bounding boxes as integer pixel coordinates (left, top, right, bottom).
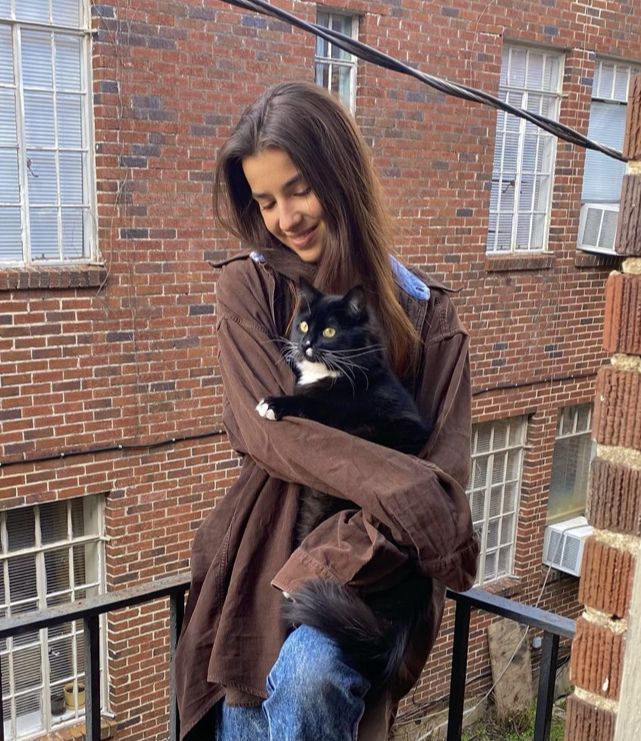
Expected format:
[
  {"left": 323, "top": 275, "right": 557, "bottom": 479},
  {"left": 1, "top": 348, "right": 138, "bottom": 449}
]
[{"left": 282, "top": 579, "right": 419, "bottom": 690}]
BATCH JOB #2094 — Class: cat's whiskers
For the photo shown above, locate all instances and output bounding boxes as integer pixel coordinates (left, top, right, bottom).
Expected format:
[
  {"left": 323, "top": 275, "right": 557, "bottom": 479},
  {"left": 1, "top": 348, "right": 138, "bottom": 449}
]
[{"left": 321, "top": 352, "right": 371, "bottom": 393}]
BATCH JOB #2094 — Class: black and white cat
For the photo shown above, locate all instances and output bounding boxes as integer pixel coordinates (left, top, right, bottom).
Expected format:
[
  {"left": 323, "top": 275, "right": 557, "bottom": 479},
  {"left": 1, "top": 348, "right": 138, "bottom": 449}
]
[{"left": 256, "top": 279, "right": 432, "bottom": 689}]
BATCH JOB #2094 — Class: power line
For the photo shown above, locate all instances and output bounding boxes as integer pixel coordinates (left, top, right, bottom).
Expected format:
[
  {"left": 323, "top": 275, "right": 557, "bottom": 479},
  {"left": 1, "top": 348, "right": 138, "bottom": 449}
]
[{"left": 219, "top": 0, "right": 628, "bottom": 162}]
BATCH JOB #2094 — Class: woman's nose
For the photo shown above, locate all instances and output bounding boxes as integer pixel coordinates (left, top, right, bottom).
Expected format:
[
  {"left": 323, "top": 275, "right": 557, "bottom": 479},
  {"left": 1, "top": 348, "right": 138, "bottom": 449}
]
[{"left": 279, "top": 202, "right": 303, "bottom": 232}]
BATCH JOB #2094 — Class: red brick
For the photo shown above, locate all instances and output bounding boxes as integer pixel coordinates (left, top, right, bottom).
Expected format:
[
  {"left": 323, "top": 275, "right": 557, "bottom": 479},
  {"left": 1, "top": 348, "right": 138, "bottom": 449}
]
[
  {"left": 565, "top": 693, "right": 616, "bottom": 741},
  {"left": 578, "top": 537, "right": 635, "bottom": 618},
  {"left": 588, "top": 457, "right": 641, "bottom": 535},
  {"left": 570, "top": 617, "right": 624, "bottom": 700},
  {"left": 603, "top": 273, "right": 641, "bottom": 355},
  {"left": 594, "top": 367, "right": 641, "bottom": 451}
]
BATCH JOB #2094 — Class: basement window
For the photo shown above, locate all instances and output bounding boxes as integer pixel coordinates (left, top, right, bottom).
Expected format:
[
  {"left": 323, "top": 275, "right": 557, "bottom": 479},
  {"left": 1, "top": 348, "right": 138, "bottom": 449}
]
[
  {"left": 467, "top": 417, "right": 527, "bottom": 585},
  {"left": 0, "top": 495, "right": 107, "bottom": 740},
  {"left": 547, "top": 403, "right": 594, "bottom": 524}
]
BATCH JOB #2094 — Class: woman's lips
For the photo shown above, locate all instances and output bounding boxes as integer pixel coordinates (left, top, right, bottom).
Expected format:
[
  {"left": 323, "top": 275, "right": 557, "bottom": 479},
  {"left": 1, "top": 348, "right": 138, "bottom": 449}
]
[{"left": 287, "top": 225, "right": 317, "bottom": 250}]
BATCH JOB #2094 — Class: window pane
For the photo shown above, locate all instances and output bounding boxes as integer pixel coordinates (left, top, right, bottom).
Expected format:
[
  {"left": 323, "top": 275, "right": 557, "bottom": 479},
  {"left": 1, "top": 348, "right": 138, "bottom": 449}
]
[
  {"left": 582, "top": 102, "right": 626, "bottom": 202},
  {"left": 48, "top": 634, "right": 74, "bottom": 685},
  {"left": 0, "top": 151, "right": 19, "bottom": 202},
  {"left": 0, "top": 25, "right": 13, "bottom": 84},
  {"left": 29, "top": 207, "right": 59, "bottom": 260},
  {"left": 27, "top": 150, "right": 58, "bottom": 205},
  {"left": 24, "top": 91, "right": 55, "bottom": 146},
  {"left": 21, "top": 29, "right": 53, "bottom": 88},
  {"left": 14, "top": 643, "right": 42, "bottom": 691},
  {"left": 52, "top": 0, "right": 80, "bottom": 27},
  {"left": 55, "top": 34, "right": 82, "bottom": 90},
  {"left": 70, "top": 498, "right": 85, "bottom": 537},
  {"left": 8, "top": 555, "right": 38, "bottom": 613},
  {"left": 57, "top": 93, "right": 83, "bottom": 148},
  {"left": 59, "top": 151, "right": 83, "bottom": 203},
  {"left": 0, "top": 207, "right": 22, "bottom": 261},
  {"left": 40, "top": 501, "right": 68, "bottom": 544},
  {"left": 62, "top": 208, "right": 84, "bottom": 258},
  {"left": 15, "top": 0, "right": 49, "bottom": 23},
  {"left": 548, "top": 407, "right": 593, "bottom": 522},
  {"left": 0, "top": 89, "right": 18, "bottom": 145},
  {"left": 6, "top": 508, "right": 35, "bottom": 551},
  {"left": 315, "top": 62, "right": 329, "bottom": 90},
  {"left": 45, "top": 549, "right": 70, "bottom": 595}
]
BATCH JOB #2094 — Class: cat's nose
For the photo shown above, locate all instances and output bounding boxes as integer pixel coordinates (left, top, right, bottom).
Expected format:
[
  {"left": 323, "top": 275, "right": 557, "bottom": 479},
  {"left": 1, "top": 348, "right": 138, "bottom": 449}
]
[{"left": 305, "top": 347, "right": 314, "bottom": 358}]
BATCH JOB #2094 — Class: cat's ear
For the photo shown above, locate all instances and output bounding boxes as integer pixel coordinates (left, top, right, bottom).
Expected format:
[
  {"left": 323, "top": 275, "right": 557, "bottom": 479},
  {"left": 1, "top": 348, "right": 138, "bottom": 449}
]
[
  {"left": 343, "top": 286, "right": 367, "bottom": 319},
  {"left": 298, "top": 277, "right": 320, "bottom": 307},
  {"left": 298, "top": 275, "right": 321, "bottom": 302}
]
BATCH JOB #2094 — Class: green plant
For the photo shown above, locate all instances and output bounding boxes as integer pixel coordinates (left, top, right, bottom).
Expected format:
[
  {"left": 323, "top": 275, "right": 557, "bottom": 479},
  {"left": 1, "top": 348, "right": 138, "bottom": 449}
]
[{"left": 461, "top": 703, "right": 565, "bottom": 741}]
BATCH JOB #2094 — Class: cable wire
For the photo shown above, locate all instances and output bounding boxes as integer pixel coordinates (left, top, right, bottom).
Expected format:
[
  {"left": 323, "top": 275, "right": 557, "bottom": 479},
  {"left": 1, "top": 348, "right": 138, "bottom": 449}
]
[{"left": 219, "top": 0, "right": 628, "bottom": 162}]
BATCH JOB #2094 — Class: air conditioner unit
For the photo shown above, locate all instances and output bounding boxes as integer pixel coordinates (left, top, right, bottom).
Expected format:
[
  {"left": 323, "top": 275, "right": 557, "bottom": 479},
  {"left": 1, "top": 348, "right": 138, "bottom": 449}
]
[
  {"left": 542, "top": 516, "right": 593, "bottom": 577},
  {"left": 577, "top": 203, "right": 619, "bottom": 256}
]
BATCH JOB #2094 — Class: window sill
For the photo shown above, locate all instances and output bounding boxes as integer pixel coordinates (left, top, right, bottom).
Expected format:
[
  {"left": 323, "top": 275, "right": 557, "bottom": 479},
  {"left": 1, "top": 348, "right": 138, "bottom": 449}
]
[
  {"left": 485, "top": 253, "right": 555, "bottom": 272},
  {"left": 478, "top": 575, "right": 523, "bottom": 599},
  {"left": 574, "top": 251, "right": 623, "bottom": 269},
  {"left": 34, "top": 716, "right": 116, "bottom": 741},
  {"left": 0, "top": 264, "right": 107, "bottom": 291}
]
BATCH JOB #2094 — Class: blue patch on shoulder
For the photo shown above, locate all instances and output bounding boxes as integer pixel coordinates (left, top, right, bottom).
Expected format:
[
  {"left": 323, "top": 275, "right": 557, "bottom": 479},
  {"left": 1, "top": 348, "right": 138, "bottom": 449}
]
[
  {"left": 390, "top": 257, "right": 430, "bottom": 301},
  {"left": 250, "top": 251, "right": 266, "bottom": 264}
]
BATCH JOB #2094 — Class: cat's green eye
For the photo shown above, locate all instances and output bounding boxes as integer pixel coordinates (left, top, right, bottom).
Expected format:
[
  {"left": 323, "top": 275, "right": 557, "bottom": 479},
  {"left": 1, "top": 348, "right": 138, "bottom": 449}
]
[
  {"left": 299, "top": 321, "right": 309, "bottom": 333},
  {"left": 323, "top": 327, "right": 336, "bottom": 338}
]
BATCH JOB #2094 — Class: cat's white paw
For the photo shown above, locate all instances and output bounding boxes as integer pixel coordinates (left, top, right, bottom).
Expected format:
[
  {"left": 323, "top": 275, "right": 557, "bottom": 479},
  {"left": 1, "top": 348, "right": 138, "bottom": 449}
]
[{"left": 256, "top": 399, "right": 277, "bottom": 421}]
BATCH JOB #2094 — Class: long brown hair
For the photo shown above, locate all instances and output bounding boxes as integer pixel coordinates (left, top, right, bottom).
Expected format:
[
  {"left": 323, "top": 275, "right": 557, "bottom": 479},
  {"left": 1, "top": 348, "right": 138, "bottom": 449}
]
[{"left": 213, "top": 81, "right": 419, "bottom": 375}]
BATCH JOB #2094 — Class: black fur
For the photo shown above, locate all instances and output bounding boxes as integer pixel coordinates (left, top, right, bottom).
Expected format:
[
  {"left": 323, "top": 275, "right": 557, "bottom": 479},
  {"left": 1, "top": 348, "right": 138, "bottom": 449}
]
[{"left": 258, "top": 279, "right": 432, "bottom": 690}]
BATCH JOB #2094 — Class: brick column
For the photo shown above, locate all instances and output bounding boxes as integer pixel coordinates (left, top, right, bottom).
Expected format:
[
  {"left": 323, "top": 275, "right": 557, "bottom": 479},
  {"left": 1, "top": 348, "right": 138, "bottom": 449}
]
[{"left": 565, "top": 77, "right": 641, "bottom": 741}]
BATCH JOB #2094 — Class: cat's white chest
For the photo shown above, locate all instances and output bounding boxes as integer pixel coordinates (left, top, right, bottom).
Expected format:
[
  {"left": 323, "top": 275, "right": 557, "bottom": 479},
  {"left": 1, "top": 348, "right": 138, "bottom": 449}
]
[{"left": 296, "top": 359, "right": 341, "bottom": 386}]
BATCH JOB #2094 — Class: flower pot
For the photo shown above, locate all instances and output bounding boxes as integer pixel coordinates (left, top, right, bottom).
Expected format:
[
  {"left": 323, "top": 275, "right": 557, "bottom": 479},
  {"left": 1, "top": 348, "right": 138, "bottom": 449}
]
[
  {"left": 64, "top": 681, "right": 85, "bottom": 709},
  {"left": 51, "top": 689, "right": 66, "bottom": 716}
]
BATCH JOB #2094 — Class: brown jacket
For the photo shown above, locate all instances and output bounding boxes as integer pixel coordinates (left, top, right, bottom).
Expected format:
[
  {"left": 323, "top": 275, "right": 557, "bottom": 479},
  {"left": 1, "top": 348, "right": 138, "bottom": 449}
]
[{"left": 175, "top": 247, "right": 479, "bottom": 740}]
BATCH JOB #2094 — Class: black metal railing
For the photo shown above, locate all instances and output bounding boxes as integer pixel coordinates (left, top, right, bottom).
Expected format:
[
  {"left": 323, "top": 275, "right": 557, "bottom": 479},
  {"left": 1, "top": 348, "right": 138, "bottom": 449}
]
[
  {"left": 0, "top": 577, "right": 574, "bottom": 741},
  {"left": 446, "top": 587, "right": 576, "bottom": 741},
  {"left": 0, "top": 574, "right": 190, "bottom": 741}
]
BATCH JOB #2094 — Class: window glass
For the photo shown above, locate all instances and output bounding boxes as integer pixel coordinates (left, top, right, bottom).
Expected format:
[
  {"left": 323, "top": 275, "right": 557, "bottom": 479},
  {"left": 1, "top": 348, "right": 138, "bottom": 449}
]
[
  {"left": 0, "top": 498, "right": 105, "bottom": 738},
  {"left": 314, "top": 10, "right": 358, "bottom": 112},
  {"left": 486, "top": 46, "right": 563, "bottom": 253},
  {"left": 468, "top": 417, "right": 527, "bottom": 584}
]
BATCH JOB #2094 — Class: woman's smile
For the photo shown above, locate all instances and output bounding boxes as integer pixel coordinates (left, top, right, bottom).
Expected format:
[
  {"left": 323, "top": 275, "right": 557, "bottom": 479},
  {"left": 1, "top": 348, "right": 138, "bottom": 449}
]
[{"left": 242, "top": 147, "right": 326, "bottom": 263}]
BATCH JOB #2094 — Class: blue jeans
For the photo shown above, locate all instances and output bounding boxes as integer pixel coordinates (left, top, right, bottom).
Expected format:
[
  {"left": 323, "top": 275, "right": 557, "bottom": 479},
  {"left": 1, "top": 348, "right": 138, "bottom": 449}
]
[{"left": 214, "top": 625, "right": 371, "bottom": 740}]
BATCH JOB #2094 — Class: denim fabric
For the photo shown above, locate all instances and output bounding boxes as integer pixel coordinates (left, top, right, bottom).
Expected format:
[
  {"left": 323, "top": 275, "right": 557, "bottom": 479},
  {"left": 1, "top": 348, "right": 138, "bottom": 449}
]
[{"left": 215, "top": 625, "right": 370, "bottom": 740}]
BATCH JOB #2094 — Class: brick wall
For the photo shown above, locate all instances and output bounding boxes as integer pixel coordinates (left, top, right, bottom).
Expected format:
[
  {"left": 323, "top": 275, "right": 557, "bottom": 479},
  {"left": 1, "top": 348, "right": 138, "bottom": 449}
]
[{"left": 1, "top": 0, "right": 641, "bottom": 738}]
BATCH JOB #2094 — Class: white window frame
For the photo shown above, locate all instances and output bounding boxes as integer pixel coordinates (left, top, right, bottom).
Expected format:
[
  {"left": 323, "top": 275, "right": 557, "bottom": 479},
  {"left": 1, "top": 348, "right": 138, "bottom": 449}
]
[
  {"left": 314, "top": 8, "right": 358, "bottom": 112},
  {"left": 0, "top": 496, "right": 108, "bottom": 740},
  {"left": 486, "top": 45, "right": 564, "bottom": 254},
  {"left": 0, "top": 0, "right": 97, "bottom": 265},
  {"left": 547, "top": 403, "right": 594, "bottom": 524},
  {"left": 578, "top": 59, "right": 641, "bottom": 255},
  {"left": 467, "top": 417, "right": 527, "bottom": 585}
]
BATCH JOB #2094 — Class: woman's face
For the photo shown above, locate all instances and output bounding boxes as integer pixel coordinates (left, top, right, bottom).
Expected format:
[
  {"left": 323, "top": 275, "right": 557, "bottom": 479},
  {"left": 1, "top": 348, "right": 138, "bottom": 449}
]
[{"left": 242, "top": 147, "right": 327, "bottom": 263}]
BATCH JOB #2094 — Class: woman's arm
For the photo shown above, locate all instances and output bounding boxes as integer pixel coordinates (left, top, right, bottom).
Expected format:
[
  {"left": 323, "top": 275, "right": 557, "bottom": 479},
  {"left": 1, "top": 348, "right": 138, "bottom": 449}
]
[{"left": 215, "top": 260, "right": 478, "bottom": 590}]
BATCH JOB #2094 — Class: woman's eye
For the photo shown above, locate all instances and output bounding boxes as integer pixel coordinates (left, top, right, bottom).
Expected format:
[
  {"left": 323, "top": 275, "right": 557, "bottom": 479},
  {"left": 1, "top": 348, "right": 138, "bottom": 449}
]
[
  {"left": 295, "top": 186, "right": 312, "bottom": 197},
  {"left": 299, "top": 321, "right": 309, "bottom": 333},
  {"left": 322, "top": 327, "right": 336, "bottom": 338}
]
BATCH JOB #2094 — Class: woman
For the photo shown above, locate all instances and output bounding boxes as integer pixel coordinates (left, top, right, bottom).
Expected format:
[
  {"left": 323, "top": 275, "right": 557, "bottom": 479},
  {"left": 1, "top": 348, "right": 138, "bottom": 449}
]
[{"left": 174, "top": 81, "right": 479, "bottom": 741}]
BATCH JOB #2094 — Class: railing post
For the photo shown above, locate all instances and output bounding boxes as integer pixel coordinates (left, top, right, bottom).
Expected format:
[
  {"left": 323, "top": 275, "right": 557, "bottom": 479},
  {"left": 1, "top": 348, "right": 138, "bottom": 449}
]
[
  {"left": 533, "top": 631, "right": 559, "bottom": 741},
  {"left": 0, "top": 658, "right": 4, "bottom": 741},
  {"left": 169, "top": 586, "right": 186, "bottom": 741},
  {"left": 447, "top": 598, "right": 472, "bottom": 741},
  {"left": 84, "top": 614, "right": 102, "bottom": 741}
]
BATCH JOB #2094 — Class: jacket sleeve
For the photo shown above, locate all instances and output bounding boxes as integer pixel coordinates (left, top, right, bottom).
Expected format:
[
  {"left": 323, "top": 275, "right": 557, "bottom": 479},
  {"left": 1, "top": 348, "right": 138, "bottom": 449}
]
[{"left": 216, "top": 260, "right": 479, "bottom": 591}]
